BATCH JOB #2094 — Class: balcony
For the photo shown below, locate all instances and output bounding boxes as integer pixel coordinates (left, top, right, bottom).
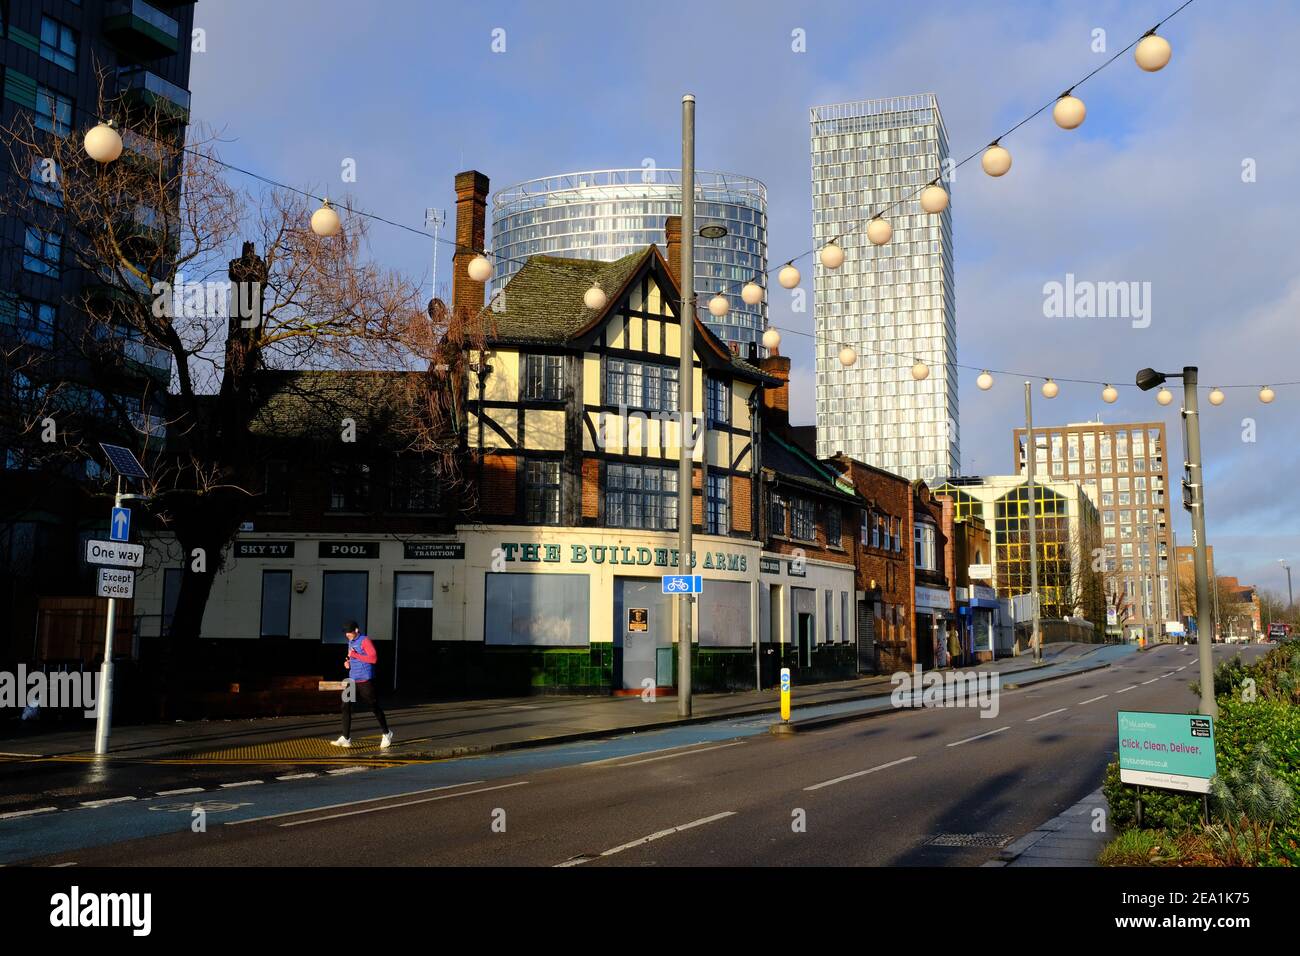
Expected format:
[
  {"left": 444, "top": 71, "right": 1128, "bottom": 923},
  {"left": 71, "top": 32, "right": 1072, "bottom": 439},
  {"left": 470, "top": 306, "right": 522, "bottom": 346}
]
[
  {"left": 103, "top": 1, "right": 180, "bottom": 61},
  {"left": 117, "top": 67, "right": 191, "bottom": 124}
]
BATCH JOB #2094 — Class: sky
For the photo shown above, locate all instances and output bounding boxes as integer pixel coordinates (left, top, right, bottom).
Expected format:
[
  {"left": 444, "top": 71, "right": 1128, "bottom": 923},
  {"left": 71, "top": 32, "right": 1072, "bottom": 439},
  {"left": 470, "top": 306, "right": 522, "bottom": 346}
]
[{"left": 188, "top": 0, "right": 1300, "bottom": 601}]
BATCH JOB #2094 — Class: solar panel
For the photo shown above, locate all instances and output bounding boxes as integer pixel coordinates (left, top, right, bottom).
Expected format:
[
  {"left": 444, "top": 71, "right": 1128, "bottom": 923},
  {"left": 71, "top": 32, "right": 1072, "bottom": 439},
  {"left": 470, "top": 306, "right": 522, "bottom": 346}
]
[{"left": 99, "top": 443, "right": 149, "bottom": 479}]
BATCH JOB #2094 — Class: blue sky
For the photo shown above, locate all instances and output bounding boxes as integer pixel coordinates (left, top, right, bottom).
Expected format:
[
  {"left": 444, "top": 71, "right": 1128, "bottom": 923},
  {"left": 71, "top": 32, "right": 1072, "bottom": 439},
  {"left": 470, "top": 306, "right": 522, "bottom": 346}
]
[{"left": 189, "top": 0, "right": 1300, "bottom": 599}]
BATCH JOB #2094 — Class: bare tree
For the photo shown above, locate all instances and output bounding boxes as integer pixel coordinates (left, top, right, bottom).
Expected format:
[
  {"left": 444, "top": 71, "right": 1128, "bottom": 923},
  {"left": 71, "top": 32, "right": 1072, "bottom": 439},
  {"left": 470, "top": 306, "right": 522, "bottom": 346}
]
[{"left": 0, "top": 76, "right": 483, "bottom": 655}]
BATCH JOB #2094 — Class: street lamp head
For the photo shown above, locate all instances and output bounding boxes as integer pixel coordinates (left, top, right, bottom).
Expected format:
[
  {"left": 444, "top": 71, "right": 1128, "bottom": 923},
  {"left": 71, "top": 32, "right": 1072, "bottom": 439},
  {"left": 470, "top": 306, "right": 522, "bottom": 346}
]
[
  {"left": 698, "top": 224, "right": 728, "bottom": 240},
  {"left": 1135, "top": 367, "right": 1166, "bottom": 392}
]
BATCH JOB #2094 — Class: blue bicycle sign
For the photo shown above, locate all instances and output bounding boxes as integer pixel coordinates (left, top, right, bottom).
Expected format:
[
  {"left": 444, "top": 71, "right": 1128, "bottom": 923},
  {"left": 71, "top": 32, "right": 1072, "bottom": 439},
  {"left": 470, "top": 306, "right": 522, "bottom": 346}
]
[{"left": 661, "top": 575, "right": 703, "bottom": 595}]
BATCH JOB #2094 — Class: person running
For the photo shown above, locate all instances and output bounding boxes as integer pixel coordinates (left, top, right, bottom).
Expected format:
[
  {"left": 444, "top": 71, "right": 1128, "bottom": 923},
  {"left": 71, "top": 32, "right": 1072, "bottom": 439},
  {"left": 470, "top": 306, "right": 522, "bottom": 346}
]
[{"left": 331, "top": 620, "right": 393, "bottom": 749}]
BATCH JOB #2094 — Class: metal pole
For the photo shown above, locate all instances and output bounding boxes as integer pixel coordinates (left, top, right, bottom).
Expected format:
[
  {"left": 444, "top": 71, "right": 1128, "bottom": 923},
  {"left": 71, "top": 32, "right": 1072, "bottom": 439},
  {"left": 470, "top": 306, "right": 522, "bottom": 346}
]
[
  {"left": 94, "top": 478, "right": 123, "bottom": 755},
  {"left": 1182, "top": 367, "right": 1217, "bottom": 718},
  {"left": 677, "top": 93, "right": 695, "bottom": 717},
  {"left": 1024, "top": 382, "right": 1042, "bottom": 662}
]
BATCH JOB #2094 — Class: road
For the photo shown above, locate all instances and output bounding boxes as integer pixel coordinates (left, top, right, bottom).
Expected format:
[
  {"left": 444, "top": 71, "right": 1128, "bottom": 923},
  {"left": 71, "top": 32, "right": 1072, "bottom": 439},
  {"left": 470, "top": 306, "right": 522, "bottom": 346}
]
[{"left": 5, "top": 643, "right": 1258, "bottom": 866}]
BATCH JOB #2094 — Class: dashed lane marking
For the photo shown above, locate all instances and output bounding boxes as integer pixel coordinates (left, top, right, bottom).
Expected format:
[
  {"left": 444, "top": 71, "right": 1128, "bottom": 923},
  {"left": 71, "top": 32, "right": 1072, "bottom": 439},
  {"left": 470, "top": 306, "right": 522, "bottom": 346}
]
[
  {"left": 605, "top": 741, "right": 745, "bottom": 768},
  {"left": 219, "top": 780, "right": 264, "bottom": 789},
  {"left": 156, "top": 787, "right": 204, "bottom": 796},
  {"left": 555, "top": 811, "right": 738, "bottom": 866},
  {"left": 227, "top": 779, "right": 488, "bottom": 827},
  {"left": 80, "top": 796, "right": 137, "bottom": 808},
  {"left": 326, "top": 767, "right": 369, "bottom": 776},
  {"left": 1141, "top": 678, "right": 1160, "bottom": 685},
  {"left": 1077, "top": 695, "right": 1109, "bottom": 705},
  {"left": 947, "top": 727, "right": 1010, "bottom": 748},
  {"left": 276, "top": 773, "right": 318, "bottom": 781},
  {"left": 278, "top": 780, "right": 528, "bottom": 828},
  {"left": 1116, "top": 685, "right": 1138, "bottom": 693},
  {"left": 804, "top": 756, "right": 917, "bottom": 792},
  {"left": 1026, "top": 708, "right": 1068, "bottom": 723},
  {"left": 0, "top": 807, "right": 58, "bottom": 820}
]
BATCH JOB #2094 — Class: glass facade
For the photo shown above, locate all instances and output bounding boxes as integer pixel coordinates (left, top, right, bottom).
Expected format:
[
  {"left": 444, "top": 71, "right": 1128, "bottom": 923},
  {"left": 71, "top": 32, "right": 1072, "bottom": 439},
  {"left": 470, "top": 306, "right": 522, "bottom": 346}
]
[
  {"left": 491, "top": 169, "right": 768, "bottom": 347},
  {"left": 810, "top": 95, "right": 958, "bottom": 481}
]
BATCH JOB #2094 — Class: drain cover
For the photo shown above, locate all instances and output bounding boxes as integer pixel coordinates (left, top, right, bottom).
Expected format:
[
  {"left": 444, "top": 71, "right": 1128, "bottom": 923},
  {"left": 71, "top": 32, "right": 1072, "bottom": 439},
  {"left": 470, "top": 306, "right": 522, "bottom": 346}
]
[{"left": 925, "top": 833, "right": 1012, "bottom": 848}]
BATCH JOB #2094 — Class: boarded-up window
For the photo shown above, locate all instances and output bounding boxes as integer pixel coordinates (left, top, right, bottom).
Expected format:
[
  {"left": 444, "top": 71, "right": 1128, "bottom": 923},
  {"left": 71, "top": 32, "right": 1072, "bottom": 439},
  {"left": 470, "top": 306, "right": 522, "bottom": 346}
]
[
  {"left": 699, "top": 580, "right": 751, "bottom": 647},
  {"left": 485, "top": 573, "right": 589, "bottom": 646}
]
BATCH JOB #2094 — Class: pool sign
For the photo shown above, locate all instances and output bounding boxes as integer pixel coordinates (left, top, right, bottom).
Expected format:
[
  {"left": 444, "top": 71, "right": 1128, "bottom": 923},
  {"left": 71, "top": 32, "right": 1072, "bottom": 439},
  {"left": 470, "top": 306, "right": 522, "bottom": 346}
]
[
  {"left": 662, "top": 574, "right": 703, "bottom": 595},
  {"left": 1117, "top": 710, "right": 1217, "bottom": 794}
]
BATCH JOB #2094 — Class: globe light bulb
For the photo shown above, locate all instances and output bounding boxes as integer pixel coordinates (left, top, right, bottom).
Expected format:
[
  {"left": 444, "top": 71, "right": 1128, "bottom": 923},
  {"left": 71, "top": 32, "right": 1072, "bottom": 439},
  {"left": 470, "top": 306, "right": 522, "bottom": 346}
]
[
  {"left": 1052, "top": 94, "right": 1086, "bottom": 129},
  {"left": 839, "top": 345, "right": 857, "bottom": 368},
  {"left": 1259, "top": 385, "right": 1276, "bottom": 404},
  {"left": 708, "top": 292, "right": 729, "bottom": 317},
  {"left": 84, "top": 122, "right": 123, "bottom": 163},
  {"left": 467, "top": 254, "right": 492, "bottom": 282},
  {"left": 583, "top": 282, "right": 607, "bottom": 311},
  {"left": 982, "top": 144, "right": 1012, "bottom": 177},
  {"left": 1041, "top": 379, "right": 1059, "bottom": 399},
  {"left": 976, "top": 370, "right": 993, "bottom": 391},
  {"left": 866, "top": 218, "right": 893, "bottom": 246},
  {"left": 311, "top": 200, "right": 342, "bottom": 237},
  {"left": 920, "top": 184, "right": 949, "bottom": 214},
  {"left": 762, "top": 327, "right": 781, "bottom": 351},
  {"left": 911, "top": 360, "right": 930, "bottom": 381},
  {"left": 1156, "top": 387, "right": 1174, "bottom": 406},
  {"left": 1135, "top": 33, "right": 1172, "bottom": 72},
  {"left": 819, "top": 241, "right": 845, "bottom": 269},
  {"left": 1208, "top": 388, "right": 1225, "bottom": 406},
  {"left": 778, "top": 264, "right": 801, "bottom": 289},
  {"left": 1102, "top": 385, "right": 1119, "bottom": 404},
  {"left": 741, "top": 281, "right": 764, "bottom": 305}
]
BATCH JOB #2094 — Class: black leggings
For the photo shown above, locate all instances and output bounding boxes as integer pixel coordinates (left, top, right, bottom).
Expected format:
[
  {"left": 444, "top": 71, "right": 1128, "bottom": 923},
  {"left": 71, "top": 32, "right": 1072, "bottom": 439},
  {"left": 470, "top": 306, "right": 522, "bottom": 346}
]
[{"left": 342, "top": 680, "right": 389, "bottom": 738}]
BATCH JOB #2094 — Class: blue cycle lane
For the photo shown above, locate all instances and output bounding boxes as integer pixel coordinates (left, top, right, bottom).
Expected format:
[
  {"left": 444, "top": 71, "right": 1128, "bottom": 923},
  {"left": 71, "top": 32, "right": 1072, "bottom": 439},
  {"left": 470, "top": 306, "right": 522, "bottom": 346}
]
[{"left": 0, "top": 644, "right": 1135, "bottom": 864}]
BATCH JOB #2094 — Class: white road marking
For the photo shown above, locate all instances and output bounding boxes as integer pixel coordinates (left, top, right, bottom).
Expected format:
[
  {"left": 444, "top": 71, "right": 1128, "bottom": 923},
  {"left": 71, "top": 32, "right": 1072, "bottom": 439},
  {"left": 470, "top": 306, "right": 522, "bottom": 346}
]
[
  {"left": 556, "top": 811, "right": 737, "bottom": 866},
  {"left": 1027, "top": 708, "right": 1068, "bottom": 723},
  {"left": 1116, "top": 685, "right": 1138, "bottom": 693},
  {"left": 1177, "top": 665, "right": 1189, "bottom": 672},
  {"left": 580, "top": 741, "right": 724, "bottom": 767},
  {"left": 220, "top": 780, "right": 264, "bottom": 789},
  {"left": 607, "top": 741, "right": 745, "bottom": 768},
  {"left": 229, "top": 780, "right": 488, "bottom": 826},
  {"left": 1077, "top": 695, "right": 1109, "bottom": 705},
  {"left": 156, "top": 787, "right": 205, "bottom": 796},
  {"left": 80, "top": 796, "right": 137, "bottom": 808},
  {"left": 325, "top": 767, "right": 368, "bottom": 776},
  {"left": 0, "top": 752, "right": 43, "bottom": 758},
  {"left": 0, "top": 806, "right": 58, "bottom": 820},
  {"left": 804, "top": 755, "right": 917, "bottom": 791},
  {"left": 1161, "top": 672, "right": 1175, "bottom": 678},
  {"left": 1141, "top": 678, "right": 1159, "bottom": 685},
  {"left": 947, "top": 726, "right": 1010, "bottom": 747},
  {"left": 50, "top": 862, "right": 77, "bottom": 867},
  {"left": 279, "top": 781, "right": 527, "bottom": 828},
  {"left": 276, "top": 772, "right": 318, "bottom": 781}
]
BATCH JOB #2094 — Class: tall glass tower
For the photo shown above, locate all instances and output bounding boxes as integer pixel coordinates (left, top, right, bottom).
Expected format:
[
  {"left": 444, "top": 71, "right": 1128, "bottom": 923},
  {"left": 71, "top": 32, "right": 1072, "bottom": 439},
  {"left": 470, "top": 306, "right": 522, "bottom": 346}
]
[
  {"left": 810, "top": 94, "right": 958, "bottom": 481},
  {"left": 491, "top": 169, "right": 768, "bottom": 347}
]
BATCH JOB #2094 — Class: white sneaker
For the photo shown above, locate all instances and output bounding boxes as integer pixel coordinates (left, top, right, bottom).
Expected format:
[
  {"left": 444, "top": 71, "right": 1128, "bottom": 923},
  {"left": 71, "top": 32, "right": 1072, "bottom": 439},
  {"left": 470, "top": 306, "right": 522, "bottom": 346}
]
[
  {"left": 380, "top": 732, "right": 394, "bottom": 749},
  {"left": 330, "top": 736, "right": 352, "bottom": 748}
]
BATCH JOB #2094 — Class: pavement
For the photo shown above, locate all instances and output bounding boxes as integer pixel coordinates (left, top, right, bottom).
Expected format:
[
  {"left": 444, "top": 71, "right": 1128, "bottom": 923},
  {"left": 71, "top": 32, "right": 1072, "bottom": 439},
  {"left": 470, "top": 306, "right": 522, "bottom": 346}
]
[
  {"left": 3, "top": 641, "right": 1256, "bottom": 867},
  {"left": 985, "top": 787, "right": 1110, "bottom": 866}
]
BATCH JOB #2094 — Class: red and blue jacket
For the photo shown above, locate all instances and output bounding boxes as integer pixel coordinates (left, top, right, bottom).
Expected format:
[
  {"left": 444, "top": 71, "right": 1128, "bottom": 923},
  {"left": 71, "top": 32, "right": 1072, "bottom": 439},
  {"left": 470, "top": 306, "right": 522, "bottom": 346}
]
[{"left": 347, "top": 635, "right": 378, "bottom": 683}]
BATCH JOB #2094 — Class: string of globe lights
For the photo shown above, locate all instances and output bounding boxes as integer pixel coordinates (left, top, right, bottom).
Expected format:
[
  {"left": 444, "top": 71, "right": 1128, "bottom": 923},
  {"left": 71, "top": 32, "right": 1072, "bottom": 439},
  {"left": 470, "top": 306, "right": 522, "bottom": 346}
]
[
  {"left": 764, "top": 321, "right": 1294, "bottom": 409},
  {"left": 74, "top": 0, "right": 1279, "bottom": 406}
]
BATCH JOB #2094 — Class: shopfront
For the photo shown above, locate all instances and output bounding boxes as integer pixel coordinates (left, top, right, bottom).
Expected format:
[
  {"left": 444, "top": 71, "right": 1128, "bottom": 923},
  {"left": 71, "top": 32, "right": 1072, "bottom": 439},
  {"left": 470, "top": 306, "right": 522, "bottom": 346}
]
[{"left": 915, "top": 584, "right": 952, "bottom": 670}]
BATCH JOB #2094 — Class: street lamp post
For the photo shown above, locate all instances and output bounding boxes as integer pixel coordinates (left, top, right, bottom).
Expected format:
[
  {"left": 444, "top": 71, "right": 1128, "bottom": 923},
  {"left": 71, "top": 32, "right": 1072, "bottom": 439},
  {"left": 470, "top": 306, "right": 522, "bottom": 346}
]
[
  {"left": 677, "top": 94, "right": 695, "bottom": 718},
  {"left": 1280, "top": 559, "right": 1293, "bottom": 608},
  {"left": 1137, "top": 366, "right": 1216, "bottom": 718},
  {"left": 1023, "top": 382, "right": 1042, "bottom": 662}
]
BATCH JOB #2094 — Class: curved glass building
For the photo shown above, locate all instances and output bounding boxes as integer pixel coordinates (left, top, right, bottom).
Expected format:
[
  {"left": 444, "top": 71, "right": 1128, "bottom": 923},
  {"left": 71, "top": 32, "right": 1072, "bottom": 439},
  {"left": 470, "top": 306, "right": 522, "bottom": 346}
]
[{"left": 491, "top": 169, "right": 768, "bottom": 347}]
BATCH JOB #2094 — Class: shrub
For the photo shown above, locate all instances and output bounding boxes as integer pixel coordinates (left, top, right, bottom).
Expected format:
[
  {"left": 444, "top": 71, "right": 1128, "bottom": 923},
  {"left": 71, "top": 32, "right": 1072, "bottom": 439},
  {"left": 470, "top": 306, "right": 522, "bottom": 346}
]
[{"left": 1098, "top": 829, "right": 1181, "bottom": 867}]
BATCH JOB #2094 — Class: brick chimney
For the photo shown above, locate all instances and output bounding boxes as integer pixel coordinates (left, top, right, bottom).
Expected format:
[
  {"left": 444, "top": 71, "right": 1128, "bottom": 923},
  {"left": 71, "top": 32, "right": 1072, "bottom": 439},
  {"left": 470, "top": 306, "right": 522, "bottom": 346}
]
[
  {"left": 453, "top": 170, "right": 490, "bottom": 317},
  {"left": 759, "top": 347, "right": 791, "bottom": 427},
  {"left": 664, "top": 215, "right": 683, "bottom": 292}
]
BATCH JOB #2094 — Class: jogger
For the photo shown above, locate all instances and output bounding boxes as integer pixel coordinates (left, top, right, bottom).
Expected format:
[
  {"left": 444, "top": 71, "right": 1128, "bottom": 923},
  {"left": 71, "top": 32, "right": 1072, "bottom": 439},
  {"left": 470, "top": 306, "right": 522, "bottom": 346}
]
[{"left": 331, "top": 620, "right": 393, "bottom": 749}]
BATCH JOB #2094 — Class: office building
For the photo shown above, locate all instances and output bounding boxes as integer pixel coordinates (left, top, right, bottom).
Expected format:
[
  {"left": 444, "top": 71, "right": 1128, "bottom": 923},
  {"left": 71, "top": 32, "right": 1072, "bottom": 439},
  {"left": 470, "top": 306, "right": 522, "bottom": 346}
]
[
  {"left": 490, "top": 168, "right": 768, "bottom": 348},
  {"left": 1013, "top": 420, "right": 1173, "bottom": 641},
  {"left": 810, "top": 94, "right": 958, "bottom": 480}
]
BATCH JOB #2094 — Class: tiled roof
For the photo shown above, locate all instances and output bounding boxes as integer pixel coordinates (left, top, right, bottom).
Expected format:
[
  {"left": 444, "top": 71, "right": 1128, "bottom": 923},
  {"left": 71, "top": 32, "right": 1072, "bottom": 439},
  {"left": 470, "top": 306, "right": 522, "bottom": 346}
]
[
  {"left": 248, "top": 370, "right": 414, "bottom": 442},
  {"left": 484, "top": 249, "right": 651, "bottom": 344}
]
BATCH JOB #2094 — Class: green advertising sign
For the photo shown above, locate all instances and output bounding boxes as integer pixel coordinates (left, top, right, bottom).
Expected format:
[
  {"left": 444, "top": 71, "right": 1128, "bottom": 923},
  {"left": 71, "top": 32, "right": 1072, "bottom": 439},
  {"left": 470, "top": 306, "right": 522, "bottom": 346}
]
[{"left": 1117, "top": 710, "right": 1216, "bottom": 794}]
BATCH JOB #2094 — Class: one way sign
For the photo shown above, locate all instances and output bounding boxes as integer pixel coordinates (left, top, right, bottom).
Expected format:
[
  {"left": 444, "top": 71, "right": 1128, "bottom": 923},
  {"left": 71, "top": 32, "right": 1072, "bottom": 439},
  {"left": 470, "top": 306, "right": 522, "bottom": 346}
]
[{"left": 110, "top": 506, "right": 131, "bottom": 542}]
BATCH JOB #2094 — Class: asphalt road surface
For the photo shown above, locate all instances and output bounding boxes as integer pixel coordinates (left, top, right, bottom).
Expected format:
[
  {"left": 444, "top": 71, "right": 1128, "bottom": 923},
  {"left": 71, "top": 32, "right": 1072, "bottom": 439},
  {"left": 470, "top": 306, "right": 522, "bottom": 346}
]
[{"left": 7, "top": 644, "right": 1260, "bottom": 866}]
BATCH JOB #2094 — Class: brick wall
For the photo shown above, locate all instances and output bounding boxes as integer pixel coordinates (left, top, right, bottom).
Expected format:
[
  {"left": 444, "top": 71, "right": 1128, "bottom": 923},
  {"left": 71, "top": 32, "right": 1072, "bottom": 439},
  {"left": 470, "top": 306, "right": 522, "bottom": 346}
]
[
  {"left": 731, "top": 474, "right": 751, "bottom": 533},
  {"left": 479, "top": 453, "right": 517, "bottom": 516},
  {"left": 582, "top": 459, "right": 600, "bottom": 519}
]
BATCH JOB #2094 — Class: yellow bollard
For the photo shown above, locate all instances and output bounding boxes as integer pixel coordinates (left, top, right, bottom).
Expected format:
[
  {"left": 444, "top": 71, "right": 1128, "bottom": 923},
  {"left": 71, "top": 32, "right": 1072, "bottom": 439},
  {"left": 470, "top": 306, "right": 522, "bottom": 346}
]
[{"left": 780, "top": 667, "right": 791, "bottom": 722}]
